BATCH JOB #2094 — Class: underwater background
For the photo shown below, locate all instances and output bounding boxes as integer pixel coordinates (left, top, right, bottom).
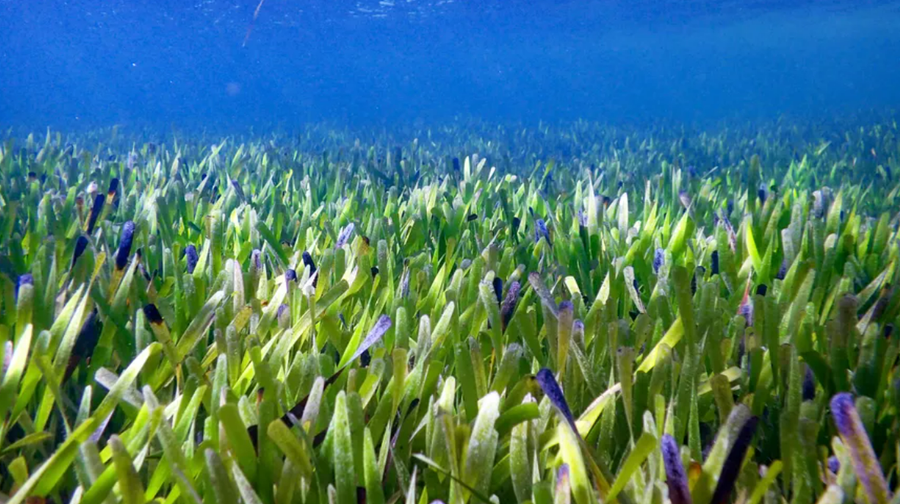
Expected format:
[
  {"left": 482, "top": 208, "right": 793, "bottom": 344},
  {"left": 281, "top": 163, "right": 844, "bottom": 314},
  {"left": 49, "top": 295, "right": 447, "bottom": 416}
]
[
  {"left": 7, "top": 2, "right": 900, "bottom": 504},
  {"left": 2, "top": 0, "right": 900, "bottom": 131}
]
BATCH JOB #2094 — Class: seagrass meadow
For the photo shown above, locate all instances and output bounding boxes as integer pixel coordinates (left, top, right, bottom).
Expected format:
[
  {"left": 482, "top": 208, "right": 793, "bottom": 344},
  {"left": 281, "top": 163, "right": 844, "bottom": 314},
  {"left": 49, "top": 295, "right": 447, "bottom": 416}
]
[{"left": 2, "top": 118, "right": 900, "bottom": 504}]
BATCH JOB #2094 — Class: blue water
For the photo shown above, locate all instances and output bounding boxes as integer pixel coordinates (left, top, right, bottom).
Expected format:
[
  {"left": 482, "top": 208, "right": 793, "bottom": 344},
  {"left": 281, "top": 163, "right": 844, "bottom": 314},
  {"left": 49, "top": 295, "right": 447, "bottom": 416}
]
[{"left": 2, "top": 0, "right": 899, "bottom": 131}]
